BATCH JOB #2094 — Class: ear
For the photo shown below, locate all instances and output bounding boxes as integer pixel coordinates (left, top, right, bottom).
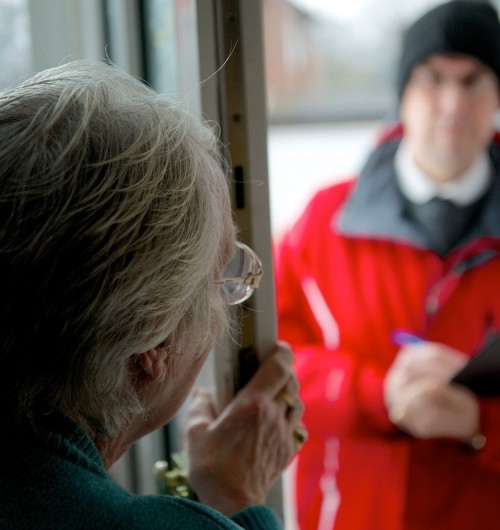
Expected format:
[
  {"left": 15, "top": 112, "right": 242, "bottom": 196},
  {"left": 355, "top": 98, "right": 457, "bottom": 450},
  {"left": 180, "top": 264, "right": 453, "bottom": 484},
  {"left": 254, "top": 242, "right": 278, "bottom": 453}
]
[{"left": 134, "top": 348, "right": 168, "bottom": 385}]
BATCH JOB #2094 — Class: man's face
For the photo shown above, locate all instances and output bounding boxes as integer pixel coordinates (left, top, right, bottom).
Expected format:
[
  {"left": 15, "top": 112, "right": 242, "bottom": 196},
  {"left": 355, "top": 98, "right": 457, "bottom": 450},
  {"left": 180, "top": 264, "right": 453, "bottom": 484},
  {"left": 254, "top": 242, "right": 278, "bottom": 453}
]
[{"left": 400, "top": 54, "right": 499, "bottom": 183}]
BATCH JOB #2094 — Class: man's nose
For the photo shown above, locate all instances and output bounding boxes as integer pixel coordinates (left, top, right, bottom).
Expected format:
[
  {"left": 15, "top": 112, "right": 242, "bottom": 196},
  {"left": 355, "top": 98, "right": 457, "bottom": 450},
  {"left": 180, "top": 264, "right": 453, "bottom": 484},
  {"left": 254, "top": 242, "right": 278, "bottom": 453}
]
[{"left": 438, "top": 81, "right": 470, "bottom": 115}]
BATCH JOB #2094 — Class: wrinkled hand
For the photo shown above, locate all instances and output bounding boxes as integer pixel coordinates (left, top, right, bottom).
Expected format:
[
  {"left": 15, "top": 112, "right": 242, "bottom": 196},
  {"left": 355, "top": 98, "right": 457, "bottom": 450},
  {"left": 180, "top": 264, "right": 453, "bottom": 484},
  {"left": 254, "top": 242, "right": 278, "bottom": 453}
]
[
  {"left": 184, "top": 342, "right": 305, "bottom": 516},
  {"left": 384, "top": 341, "right": 479, "bottom": 440}
]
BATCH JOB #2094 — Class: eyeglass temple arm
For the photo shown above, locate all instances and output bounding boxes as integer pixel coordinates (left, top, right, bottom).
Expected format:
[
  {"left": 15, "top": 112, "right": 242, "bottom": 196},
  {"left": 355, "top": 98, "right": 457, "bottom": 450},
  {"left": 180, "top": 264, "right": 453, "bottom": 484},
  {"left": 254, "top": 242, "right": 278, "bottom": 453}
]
[{"left": 215, "top": 272, "right": 263, "bottom": 288}]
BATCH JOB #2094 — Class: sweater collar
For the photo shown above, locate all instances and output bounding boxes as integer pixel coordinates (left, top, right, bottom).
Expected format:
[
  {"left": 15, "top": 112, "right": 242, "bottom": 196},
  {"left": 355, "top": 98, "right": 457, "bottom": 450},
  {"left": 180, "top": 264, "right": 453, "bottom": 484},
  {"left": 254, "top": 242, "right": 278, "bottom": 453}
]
[{"left": 4, "top": 409, "right": 105, "bottom": 471}]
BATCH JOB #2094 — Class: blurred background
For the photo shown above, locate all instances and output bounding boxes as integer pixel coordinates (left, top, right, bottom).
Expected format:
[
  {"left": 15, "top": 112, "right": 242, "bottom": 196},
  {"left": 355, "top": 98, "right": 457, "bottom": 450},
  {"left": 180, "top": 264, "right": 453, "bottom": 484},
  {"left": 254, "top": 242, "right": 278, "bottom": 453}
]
[{"left": 262, "top": 0, "right": 489, "bottom": 238}]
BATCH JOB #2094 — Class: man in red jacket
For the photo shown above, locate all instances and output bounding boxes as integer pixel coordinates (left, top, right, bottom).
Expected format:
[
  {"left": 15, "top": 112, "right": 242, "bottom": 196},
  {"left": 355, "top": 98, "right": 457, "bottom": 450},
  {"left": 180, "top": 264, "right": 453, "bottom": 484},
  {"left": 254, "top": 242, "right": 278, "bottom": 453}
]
[{"left": 276, "top": 2, "right": 500, "bottom": 529}]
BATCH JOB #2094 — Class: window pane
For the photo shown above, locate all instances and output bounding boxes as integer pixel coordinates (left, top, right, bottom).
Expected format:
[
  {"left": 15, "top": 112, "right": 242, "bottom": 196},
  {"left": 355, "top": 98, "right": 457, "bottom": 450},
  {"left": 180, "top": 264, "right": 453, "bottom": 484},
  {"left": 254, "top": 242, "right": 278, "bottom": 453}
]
[
  {"left": 0, "top": 0, "right": 31, "bottom": 88},
  {"left": 142, "top": 0, "right": 201, "bottom": 113}
]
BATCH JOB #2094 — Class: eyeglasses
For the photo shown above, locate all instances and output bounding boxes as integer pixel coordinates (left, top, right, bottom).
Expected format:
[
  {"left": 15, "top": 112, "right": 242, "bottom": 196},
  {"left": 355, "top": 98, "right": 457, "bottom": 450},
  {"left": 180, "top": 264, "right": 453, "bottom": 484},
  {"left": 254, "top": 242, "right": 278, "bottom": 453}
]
[{"left": 215, "top": 241, "right": 263, "bottom": 305}]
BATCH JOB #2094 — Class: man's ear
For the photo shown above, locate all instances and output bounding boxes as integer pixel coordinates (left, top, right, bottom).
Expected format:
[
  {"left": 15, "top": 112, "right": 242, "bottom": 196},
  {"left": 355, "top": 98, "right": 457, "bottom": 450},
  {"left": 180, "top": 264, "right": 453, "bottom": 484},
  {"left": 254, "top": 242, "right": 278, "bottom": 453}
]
[{"left": 134, "top": 348, "right": 168, "bottom": 385}]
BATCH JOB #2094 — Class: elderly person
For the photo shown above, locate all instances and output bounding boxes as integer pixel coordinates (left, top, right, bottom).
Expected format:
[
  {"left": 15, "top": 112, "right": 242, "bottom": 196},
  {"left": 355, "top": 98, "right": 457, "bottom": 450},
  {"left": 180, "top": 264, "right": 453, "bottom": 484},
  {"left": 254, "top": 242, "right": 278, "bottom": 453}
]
[
  {"left": 0, "top": 60, "right": 304, "bottom": 529},
  {"left": 276, "top": 1, "right": 500, "bottom": 530}
]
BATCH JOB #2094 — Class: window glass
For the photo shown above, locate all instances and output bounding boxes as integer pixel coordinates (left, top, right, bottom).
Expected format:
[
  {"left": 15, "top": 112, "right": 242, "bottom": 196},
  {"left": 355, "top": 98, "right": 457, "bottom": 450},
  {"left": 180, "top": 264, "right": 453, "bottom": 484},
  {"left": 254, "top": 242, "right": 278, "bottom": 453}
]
[
  {"left": 142, "top": 0, "right": 201, "bottom": 113},
  {"left": 0, "top": 0, "right": 31, "bottom": 88}
]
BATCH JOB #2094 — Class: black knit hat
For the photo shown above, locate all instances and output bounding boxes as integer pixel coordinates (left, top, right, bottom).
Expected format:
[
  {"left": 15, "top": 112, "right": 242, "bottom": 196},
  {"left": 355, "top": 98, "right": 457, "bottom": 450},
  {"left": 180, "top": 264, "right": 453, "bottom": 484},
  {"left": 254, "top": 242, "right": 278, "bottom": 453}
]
[{"left": 397, "top": 1, "right": 500, "bottom": 99}]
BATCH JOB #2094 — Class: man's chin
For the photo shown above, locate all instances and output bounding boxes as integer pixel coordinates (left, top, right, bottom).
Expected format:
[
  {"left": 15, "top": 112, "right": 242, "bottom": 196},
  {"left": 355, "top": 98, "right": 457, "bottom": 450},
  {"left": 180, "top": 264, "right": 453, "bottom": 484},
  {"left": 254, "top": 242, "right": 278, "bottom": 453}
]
[{"left": 432, "top": 134, "right": 472, "bottom": 156}]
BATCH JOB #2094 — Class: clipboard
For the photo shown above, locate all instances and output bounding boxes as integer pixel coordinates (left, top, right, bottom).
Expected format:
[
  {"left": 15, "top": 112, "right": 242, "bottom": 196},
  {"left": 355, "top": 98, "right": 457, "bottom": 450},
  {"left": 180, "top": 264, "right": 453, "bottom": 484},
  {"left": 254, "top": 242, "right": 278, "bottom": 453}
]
[{"left": 451, "top": 334, "right": 500, "bottom": 396}]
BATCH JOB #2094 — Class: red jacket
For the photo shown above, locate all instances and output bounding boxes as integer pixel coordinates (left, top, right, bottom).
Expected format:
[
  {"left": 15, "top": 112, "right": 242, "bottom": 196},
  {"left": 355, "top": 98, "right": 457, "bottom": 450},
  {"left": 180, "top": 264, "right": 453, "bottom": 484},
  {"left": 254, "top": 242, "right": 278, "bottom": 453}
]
[{"left": 275, "top": 126, "right": 500, "bottom": 530}]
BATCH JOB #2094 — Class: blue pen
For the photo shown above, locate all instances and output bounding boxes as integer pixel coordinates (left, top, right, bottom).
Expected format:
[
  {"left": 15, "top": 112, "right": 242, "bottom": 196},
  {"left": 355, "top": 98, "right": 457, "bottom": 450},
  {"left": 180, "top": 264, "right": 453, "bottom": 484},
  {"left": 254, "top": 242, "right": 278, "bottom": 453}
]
[{"left": 390, "top": 329, "right": 425, "bottom": 346}]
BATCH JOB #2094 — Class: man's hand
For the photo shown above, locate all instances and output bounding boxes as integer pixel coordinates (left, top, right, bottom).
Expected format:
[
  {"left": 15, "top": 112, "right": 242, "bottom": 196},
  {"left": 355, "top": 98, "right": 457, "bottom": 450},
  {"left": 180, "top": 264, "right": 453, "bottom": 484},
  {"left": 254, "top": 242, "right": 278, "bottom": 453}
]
[{"left": 384, "top": 341, "right": 479, "bottom": 440}]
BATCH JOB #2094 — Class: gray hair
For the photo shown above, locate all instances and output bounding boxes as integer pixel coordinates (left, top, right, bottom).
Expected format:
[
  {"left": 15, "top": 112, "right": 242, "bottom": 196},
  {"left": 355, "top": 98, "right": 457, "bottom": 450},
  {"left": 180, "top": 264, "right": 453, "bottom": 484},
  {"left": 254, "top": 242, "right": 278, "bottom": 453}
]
[{"left": 0, "top": 60, "right": 230, "bottom": 436}]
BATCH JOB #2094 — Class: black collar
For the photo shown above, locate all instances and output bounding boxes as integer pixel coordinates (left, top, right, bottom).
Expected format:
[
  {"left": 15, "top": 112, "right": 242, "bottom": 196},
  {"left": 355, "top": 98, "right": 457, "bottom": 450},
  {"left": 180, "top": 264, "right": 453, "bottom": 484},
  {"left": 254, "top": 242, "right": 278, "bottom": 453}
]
[{"left": 336, "top": 137, "right": 500, "bottom": 253}]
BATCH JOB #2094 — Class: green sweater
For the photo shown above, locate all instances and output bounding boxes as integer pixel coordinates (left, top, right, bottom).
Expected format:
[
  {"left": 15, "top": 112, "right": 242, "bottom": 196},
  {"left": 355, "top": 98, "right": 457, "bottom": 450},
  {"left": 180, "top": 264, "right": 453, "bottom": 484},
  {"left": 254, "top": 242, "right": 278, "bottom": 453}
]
[{"left": 0, "top": 413, "right": 282, "bottom": 529}]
